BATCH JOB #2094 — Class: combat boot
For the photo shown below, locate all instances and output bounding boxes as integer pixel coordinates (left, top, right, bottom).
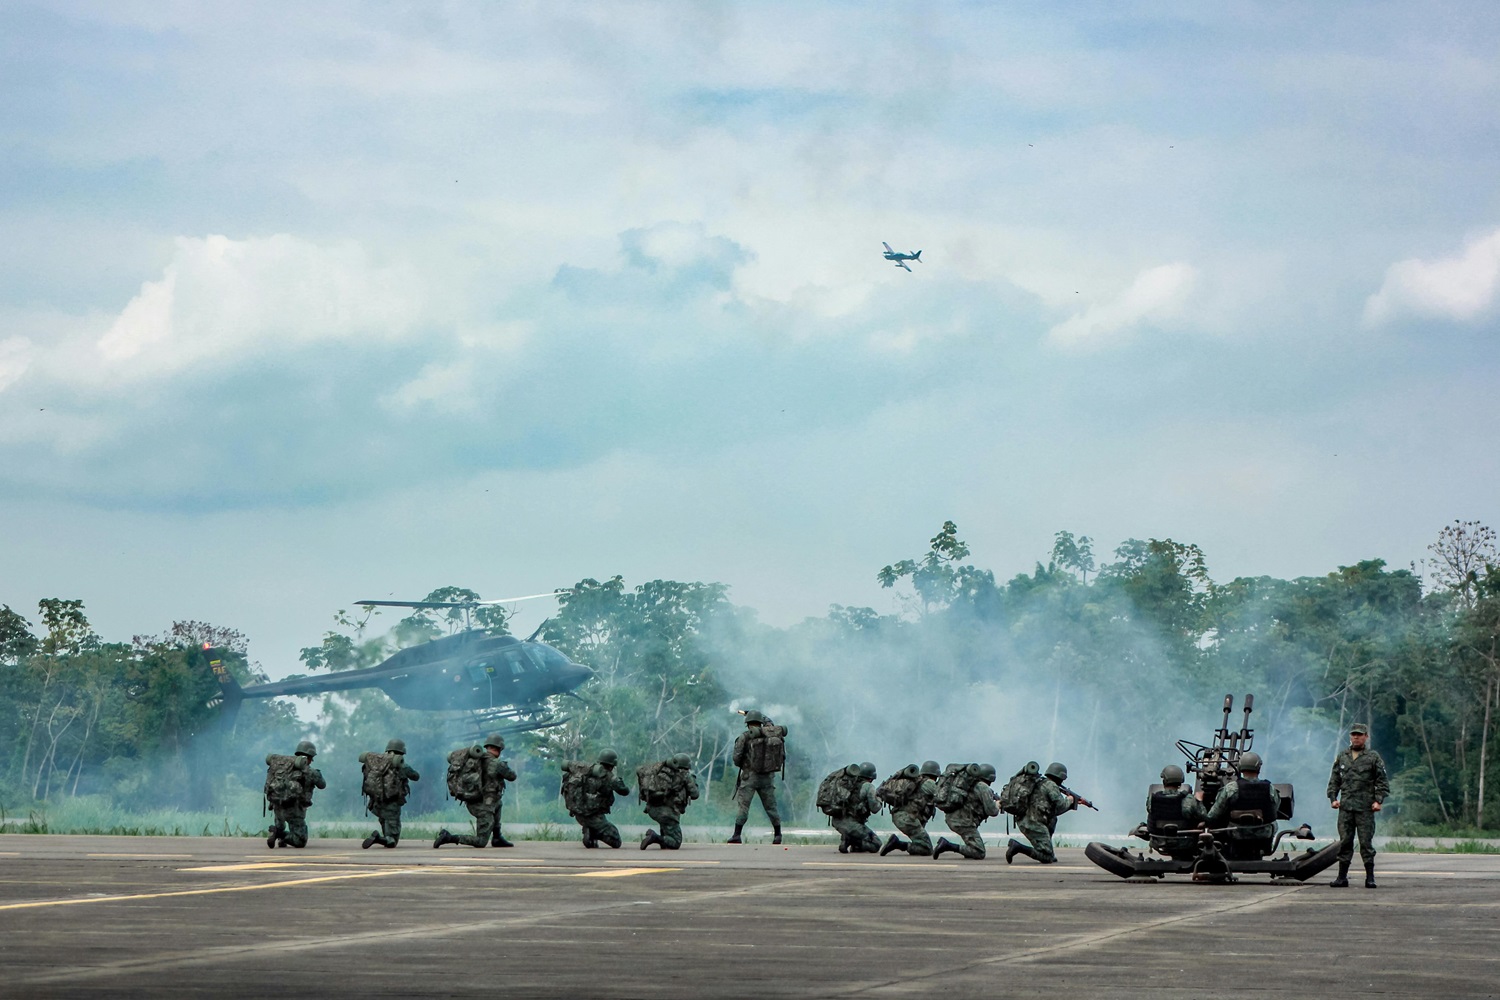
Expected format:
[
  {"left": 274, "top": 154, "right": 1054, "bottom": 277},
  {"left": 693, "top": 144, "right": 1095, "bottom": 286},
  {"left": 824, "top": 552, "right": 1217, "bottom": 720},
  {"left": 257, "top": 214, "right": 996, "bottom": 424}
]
[
  {"left": 1364, "top": 863, "right": 1377, "bottom": 889},
  {"left": 1005, "top": 838, "right": 1033, "bottom": 864},
  {"left": 837, "top": 833, "right": 850, "bottom": 854},
  {"left": 772, "top": 825, "right": 782, "bottom": 846},
  {"left": 880, "top": 834, "right": 904, "bottom": 857},
  {"left": 727, "top": 823, "right": 744, "bottom": 845},
  {"left": 433, "top": 829, "right": 454, "bottom": 849},
  {"left": 640, "top": 829, "right": 661, "bottom": 850},
  {"left": 932, "top": 837, "right": 956, "bottom": 859},
  {"left": 582, "top": 828, "right": 598, "bottom": 849},
  {"left": 1329, "top": 861, "right": 1350, "bottom": 887},
  {"left": 491, "top": 835, "right": 514, "bottom": 848},
  {"left": 361, "top": 832, "right": 379, "bottom": 850},
  {"left": 267, "top": 828, "right": 280, "bottom": 850}
]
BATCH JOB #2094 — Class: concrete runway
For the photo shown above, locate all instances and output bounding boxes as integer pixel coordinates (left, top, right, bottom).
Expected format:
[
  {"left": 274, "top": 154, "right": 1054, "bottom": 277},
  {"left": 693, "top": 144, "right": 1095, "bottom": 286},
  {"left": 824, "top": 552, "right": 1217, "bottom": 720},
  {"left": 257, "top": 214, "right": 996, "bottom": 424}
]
[{"left": 1, "top": 834, "right": 1495, "bottom": 998}]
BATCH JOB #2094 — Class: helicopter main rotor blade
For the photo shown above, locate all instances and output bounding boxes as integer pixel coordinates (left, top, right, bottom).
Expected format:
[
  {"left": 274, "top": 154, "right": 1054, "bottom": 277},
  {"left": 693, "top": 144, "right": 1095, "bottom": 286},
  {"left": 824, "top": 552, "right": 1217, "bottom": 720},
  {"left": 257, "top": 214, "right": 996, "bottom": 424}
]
[{"left": 355, "top": 592, "right": 562, "bottom": 610}]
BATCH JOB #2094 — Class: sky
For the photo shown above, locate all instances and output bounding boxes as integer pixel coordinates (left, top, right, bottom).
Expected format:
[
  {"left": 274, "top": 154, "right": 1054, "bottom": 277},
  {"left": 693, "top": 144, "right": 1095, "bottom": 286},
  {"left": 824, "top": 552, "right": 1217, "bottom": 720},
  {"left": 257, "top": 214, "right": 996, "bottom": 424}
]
[{"left": 2, "top": 1, "right": 1498, "bottom": 675}]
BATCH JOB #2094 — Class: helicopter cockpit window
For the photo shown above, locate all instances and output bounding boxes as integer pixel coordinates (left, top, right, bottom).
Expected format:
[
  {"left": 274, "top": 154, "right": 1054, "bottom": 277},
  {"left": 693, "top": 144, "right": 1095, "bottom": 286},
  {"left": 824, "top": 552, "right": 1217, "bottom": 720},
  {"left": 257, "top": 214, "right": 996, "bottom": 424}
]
[
  {"left": 527, "top": 645, "right": 572, "bottom": 671},
  {"left": 466, "top": 659, "right": 495, "bottom": 683},
  {"left": 498, "top": 649, "right": 529, "bottom": 676}
]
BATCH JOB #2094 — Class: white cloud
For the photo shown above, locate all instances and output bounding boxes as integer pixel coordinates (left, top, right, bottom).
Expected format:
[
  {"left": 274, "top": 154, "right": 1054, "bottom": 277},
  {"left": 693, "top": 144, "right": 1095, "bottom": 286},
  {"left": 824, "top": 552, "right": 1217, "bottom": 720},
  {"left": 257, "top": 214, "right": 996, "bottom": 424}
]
[
  {"left": 1363, "top": 229, "right": 1500, "bottom": 326},
  {"left": 1046, "top": 262, "right": 1197, "bottom": 349},
  {"left": 0, "top": 337, "right": 31, "bottom": 393}
]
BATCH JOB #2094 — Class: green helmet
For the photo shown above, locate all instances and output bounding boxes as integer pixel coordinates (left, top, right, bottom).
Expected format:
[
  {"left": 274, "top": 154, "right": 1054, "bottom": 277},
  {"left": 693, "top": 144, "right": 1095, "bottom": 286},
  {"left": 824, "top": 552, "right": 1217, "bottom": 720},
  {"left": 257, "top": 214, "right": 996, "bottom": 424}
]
[
  {"left": 598, "top": 748, "right": 620, "bottom": 767},
  {"left": 1044, "top": 761, "right": 1068, "bottom": 782},
  {"left": 295, "top": 740, "right": 317, "bottom": 758},
  {"left": 1237, "top": 751, "right": 1262, "bottom": 774},
  {"left": 484, "top": 733, "right": 506, "bottom": 751},
  {"left": 920, "top": 759, "right": 942, "bottom": 777},
  {"left": 385, "top": 738, "right": 407, "bottom": 755},
  {"left": 977, "top": 763, "right": 997, "bottom": 783},
  {"left": 1160, "top": 764, "right": 1185, "bottom": 785},
  {"left": 743, "top": 709, "right": 767, "bottom": 724},
  {"left": 671, "top": 753, "right": 692, "bottom": 770},
  {"left": 858, "top": 761, "right": 877, "bottom": 781}
]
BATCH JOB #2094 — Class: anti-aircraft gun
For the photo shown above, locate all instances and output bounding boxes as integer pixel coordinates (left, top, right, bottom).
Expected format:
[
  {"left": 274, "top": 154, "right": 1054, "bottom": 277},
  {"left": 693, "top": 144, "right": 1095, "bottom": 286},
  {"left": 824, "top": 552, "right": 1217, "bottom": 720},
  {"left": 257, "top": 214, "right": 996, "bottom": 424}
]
[{"left": 1085, "top": 694, "right": 1341, "bottom": 883}]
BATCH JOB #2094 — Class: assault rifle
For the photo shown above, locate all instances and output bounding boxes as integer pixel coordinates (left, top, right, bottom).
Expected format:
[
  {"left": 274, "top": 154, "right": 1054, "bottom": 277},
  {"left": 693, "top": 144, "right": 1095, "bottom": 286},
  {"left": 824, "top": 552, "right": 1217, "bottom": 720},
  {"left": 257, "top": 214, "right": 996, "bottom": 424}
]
[{"left": 1061, "top": 786, "right": 1099, "bottom": 811}]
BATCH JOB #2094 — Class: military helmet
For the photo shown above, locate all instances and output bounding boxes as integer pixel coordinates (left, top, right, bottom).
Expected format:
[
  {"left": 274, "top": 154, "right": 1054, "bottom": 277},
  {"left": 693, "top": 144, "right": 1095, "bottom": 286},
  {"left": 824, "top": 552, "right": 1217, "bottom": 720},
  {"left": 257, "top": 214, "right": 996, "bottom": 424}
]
[
  {"left": 920, "top": 759, "right": 942, "bottom": 777},
  {"left": 598, "top": 748, "right": 620, "bottom": 767},
  {"left": 743, "top": 709, "right": 767, "bottom": 725},
  {"left": 977, "top": 763, "right": 997, "bottom": 783},
  {"left": 484, "top": 733, "right": 506, "bottom": 751},
  {"left": 858, "top": 761, "right": 877, "bottom": 781},
  {"left": 385, "top": 738, "right": 407, "bottom": 755},
  {"left": 1160, "top": 764, "right": 1185, "bottom": 785},
  {"left": 295, "top": 740, "right": 317, "bottom": 758},
  {"left": 1237, "top": 751, "right": 1262, "bottom": 773},
  {"left": 671, "top": 753, "right": 692, "bottom": 769},
  {"left": 1044, "top": 761, "right": 1068, "bottom": 782}
]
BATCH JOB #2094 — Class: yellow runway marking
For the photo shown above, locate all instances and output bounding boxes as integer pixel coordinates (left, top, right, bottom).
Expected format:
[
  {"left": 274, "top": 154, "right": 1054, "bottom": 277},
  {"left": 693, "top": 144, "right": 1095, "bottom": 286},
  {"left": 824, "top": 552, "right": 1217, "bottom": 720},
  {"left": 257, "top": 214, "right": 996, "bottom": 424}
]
[
  {"left": 804, "top": 862, "right": 962, "bottom": 869},
  {"left": 570, "top": 867, "right": 680, "bottom": 878},
  {"left": 0, "top": 868, "right": 415, "bottom": 911}
]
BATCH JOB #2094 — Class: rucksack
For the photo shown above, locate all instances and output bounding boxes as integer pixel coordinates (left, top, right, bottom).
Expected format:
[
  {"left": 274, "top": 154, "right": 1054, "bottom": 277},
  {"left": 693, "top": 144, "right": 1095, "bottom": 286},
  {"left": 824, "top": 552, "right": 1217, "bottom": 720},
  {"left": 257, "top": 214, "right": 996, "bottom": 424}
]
[
  {"left": 999, "top": 761, "right": 1042, "bottom": 818},
  {"left": 745, "top": 725, "right": 787, "bottom": 774},
  {"left": 446, "top": 747, "right": 486, "bottom": 803},
  {"left": 935, "top": 763, "right": 982, "bottom": 814},
  {"left": 815, "top": 768, "right": 856, "bottom": 816},
  {"left": 877, "top": 767, "right": 921, "bottom": 811},
  {"left": 636, "top": 761, "right": 675, "bottom": 804},
  {"left": 560, "top": 761, "right": 612, "bottom": 815},
  {"left": 264, "top": 754, "right": 308, "bottom": 807},
  {"left": 362, "top": 751, "right": 406, "bottom": 802}
]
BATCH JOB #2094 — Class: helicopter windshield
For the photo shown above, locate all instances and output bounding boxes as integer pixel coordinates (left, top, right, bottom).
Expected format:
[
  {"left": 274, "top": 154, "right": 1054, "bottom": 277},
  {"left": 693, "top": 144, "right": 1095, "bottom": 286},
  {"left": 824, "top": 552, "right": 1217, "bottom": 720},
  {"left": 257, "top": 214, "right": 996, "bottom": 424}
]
[{"left": 526, "top": 644, "right": 574, "bottom": 672}]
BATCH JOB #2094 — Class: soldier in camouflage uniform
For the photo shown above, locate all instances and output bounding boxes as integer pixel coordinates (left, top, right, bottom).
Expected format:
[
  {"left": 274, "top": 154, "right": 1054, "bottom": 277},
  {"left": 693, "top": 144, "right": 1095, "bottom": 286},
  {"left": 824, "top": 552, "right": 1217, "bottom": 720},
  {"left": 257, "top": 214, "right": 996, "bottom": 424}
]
[
  {"left": 267, "top": 740, "right": 326, "bottom": 849},
  {"left": 641, "top": 753, "right": 699, "bottom": 850},
  {"left": 1327, "top": 722, "right": 1390, "bottom": 888},
  {"left": 934, "top": 763, "right": 1000, "bottom": 860},
  {"left": 1005, "top": 761, "right": 1078, "bottom": 864},
  {"left": 433, "top": 733, "right": 517, "bottom": 849},
  {"left": 880, "top": 760, "right": 942, "bottom": 857},
  {"left": 1144, "top": 763, "right": 1208, "bottom": 858},
  {"left": 360, "top": 738, "right": 421, "bottom": 849},
  {"left": 570, "top": 748, "right": 632, "bottom": 849},
  {"left": 729, "top": 710, "right": 785, "bottom": 845},
  {"left": 1203, "top": 751, "right": 1280, "bottom": 858},
  {"left": 827, "top": 762, "right": 882, "bottom": 854}
]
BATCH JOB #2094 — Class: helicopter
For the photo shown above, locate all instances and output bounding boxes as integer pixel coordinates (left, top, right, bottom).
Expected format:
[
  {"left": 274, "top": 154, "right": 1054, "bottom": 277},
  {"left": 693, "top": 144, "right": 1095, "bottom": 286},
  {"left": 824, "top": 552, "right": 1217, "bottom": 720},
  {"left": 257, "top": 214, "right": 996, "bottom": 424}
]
[{"left": 205, "top": 594, "right": 594, "bottom": 738}]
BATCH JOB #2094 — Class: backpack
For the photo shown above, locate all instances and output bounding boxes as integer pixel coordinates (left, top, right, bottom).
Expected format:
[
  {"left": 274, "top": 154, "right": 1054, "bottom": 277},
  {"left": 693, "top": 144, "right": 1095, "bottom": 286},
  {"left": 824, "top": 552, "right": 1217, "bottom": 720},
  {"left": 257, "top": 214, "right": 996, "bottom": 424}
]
[
  {"left": 446, "top": 747, "right": 486, "bottom": 803},
  {"left": 745, "top": 724, "right": 787, "bottom": 774},
  {"left": 935, "top": 763, "right": 982, "bottom": 814},
  {"left": 362, "top": 751, "right": 406, "bottom": 802},
  {"left": 877, "top": 767, "right": 921, "bottom": 811},
  {"left": 264, "top": 754, "right": 308, "bottom": 807},
  {"left": 999, "top": 761, "right": 1042, "bottom": 818},
  {"left": 815, "top": 768, "right": 856, "bottom": 816},
  {"left": 560, "top": 761, "right": 604, "bottom": 815},
  {"left": 636, "top": 761, "right": 675, "bottom": 805}
]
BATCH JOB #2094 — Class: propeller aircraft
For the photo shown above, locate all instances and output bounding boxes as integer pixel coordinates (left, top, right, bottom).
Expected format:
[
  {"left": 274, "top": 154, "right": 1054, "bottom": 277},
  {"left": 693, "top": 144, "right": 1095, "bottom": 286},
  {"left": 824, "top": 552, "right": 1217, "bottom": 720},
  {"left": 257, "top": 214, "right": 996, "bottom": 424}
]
[{"left": 882, "top": 242, "right": 923, "bottom": 271}]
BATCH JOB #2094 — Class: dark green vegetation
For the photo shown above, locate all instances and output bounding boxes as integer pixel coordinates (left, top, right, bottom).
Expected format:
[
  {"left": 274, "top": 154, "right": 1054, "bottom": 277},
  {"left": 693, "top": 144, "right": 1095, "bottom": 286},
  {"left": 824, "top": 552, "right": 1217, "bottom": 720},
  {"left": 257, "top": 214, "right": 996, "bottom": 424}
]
[{"left": 2, "top": 520, "right": 1498, "bottom": 834}]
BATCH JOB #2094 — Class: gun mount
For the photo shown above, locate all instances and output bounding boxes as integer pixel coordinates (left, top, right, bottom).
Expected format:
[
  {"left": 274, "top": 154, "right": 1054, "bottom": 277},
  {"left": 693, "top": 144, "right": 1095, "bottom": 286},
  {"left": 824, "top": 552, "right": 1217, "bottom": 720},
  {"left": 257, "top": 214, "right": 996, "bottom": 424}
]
[{"left": 1085, "top": 693, "right": 1340, "bottom": 883}]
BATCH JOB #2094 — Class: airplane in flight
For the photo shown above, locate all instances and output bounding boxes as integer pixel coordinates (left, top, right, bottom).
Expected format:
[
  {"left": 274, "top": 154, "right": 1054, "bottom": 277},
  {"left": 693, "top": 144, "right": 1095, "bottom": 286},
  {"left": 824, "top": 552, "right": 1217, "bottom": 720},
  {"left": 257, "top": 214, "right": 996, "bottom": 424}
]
[{"left": 882, "top": 242, "right": 923, "bottom": 271}]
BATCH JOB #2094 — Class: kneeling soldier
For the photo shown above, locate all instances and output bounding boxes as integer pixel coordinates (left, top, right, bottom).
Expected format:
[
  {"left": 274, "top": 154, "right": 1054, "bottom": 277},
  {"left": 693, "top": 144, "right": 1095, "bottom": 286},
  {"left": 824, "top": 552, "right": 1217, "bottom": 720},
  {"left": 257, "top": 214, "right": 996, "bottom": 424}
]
[
  {"left": 639, "top": 753, "right": 699, "bottom": 850},
  {"left": 879, "top": 760, "right": 942, "bottom": 857},
  {"left": 360, "top": 738, "right": 421, "bottom": 849}
]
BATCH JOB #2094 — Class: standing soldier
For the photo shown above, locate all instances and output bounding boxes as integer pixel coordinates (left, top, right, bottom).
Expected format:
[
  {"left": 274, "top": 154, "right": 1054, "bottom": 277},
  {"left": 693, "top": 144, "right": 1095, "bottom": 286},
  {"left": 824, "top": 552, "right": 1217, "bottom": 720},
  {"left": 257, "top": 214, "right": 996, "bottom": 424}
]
[
  {"left": 359, "top": 738, "right": 421, "bottom": 849},
  {"left": 434, "top": 733, "right": 516, "bottom": 849},
  {"left": 728, "top": 710, "right": 787, "bottom": 845},
  {"left": 1005, "top": 761, "right": 1079, "bottom": 864},
  {"left": 934, "top": 763, "right": 1000, "bottom": 860},
  {"left": 879, "top": 760, "right": 942, "bottom": 857},
  {"left": 1328, "top": 723, "right": 1390, "bottom": 888},
  {"left": 560, "top": 748, "right": 631, "bottom": 848},
  {"left": 264, "top": 740, "right": 326, "bottom": 849},
  {"left": 639, "top": 753, "right": 700, "bottom": 850}
]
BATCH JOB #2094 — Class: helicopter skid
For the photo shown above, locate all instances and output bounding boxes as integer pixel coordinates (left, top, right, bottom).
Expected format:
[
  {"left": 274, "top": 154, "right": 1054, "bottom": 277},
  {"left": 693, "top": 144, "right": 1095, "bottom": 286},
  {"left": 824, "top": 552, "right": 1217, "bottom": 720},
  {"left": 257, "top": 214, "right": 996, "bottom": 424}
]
[{"left": 1085, "top": 841, "right": 1342, "bottom": 882}]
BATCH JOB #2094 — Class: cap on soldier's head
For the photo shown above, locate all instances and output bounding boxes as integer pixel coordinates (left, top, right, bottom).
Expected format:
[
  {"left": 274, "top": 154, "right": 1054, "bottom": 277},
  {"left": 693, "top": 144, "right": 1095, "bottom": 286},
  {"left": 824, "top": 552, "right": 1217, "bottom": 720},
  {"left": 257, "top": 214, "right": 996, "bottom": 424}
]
[
  {"left": 743, "top": 709, "right": 767, "bottom": 725},
  {"left": 858, "top": 761, "right": 877, "bottom": 780},
  {"left": 671, "top": 753, "right": 692, "bottom": 769},
  {"left": 1044, "top": 761, "right": 1068, "bottom": 782},
  {"left": 920, "top": 760, "right": 942, "bottom": 777},
  {"left": 295, "top": 740, "right": 317, "bottom": 758},
  {"left": 1237, "top": 751, "right": 1262, "bottom": 773},
  {"left": 484, "top": 733, "right": 506, "bottom": 751},
  {"left": 1350, "top": 723, "right": 1369, "bottom": 736},
  {"left": 1160, "top": 764, "right": 1185, "bottom": 785},
  {"left": 385, "top": 738, "right": 407, "bottom": 755}
]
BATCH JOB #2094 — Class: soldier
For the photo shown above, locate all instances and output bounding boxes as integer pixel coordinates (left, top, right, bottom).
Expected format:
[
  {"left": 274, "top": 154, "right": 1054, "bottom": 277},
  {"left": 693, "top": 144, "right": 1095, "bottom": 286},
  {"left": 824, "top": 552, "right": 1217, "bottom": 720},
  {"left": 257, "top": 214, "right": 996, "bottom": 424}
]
[
  {"left": 934, "top": 763, "right": 1000, "bottom": 860},
  {"left": 821, "top": 761, "right": 881, "bottom": 854},
  {"left": 359, "top": 738, "right": 421, "bottom": 849},
  {"left": 728, "top": 710, "right": 787, "bottom": 845},
  {"left": 1204, "top": 751, "right": 1280, "bottom": 855},
  {"left": 562, "top": 748, "right": 632, "bottom": 849},
  {"left": 1005, "top": 761, "right": 1078, "bottom": 864},
  {"left": 640, "top": 753, "right": 699, "bottom": 850},
  {"left": 879, "top": 760, "right": 942, "bottom": 857},
  {"left": 433, "top": 733, "right": 517, "bottom": 849},
  {"left": 265, "top": 740, "right": 326, "bottom": 849},
  {"left": 1328, "top": 722, "right": 1390, "bottom": 888},
  {"left": 1144, "top": 763, "right": 1208, "bottom": 857}
]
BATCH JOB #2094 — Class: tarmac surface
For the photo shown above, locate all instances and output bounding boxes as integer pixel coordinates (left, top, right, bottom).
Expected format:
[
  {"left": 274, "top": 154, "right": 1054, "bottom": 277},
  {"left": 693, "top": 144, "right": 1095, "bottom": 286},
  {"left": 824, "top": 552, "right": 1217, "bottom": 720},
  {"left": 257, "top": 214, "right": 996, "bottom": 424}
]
[{"left": 1, "top": 833, "right": 1496, "bottom": 998}]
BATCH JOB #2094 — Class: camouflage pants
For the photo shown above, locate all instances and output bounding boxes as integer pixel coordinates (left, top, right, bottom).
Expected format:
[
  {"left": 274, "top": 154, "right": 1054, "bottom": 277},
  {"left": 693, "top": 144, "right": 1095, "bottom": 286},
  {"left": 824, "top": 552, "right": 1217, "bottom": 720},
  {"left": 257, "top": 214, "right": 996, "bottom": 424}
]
[
  {"left": 1016, "top": 819, "right": 1057, "bottom": 863},
  {"left": 369, "top": 799, "right": 404, "bottom": 847},
  {"left": 831, "top": 815, "right": 881, "bottom": 853},
  {"left": 1337, "top": 808, "right": 1378, "bottom": 865},
  {"left": 892, "top": 808, "right": 933, "bottom": 856},
  {"left": 734, "top": 773, "right": 781, "bottom": 827},
  {"left": 576, "top": 811, "right": 622, "bottom": 848},
  {"left": 450, "top": 800, "right": 498, "bottom": 848},
  {"left": 270, "top": 803, "right": 310, "bottom": 848},
  {"left": 645, "top": 803, "right": 684, "bottom": 849},
  {"left": 943, "top": 816, "right": 988, "bottom": 859}
]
